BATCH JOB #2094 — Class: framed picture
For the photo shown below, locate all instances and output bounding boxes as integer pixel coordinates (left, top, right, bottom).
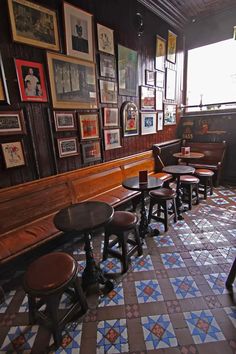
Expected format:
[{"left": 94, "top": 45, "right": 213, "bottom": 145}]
[
  {"left": 81, "top": 140, "right": 101, "bottom": 163},
  {"left": 99, "top": 79, "right": 117, "bottom": 104},
  {"left": 1, "top": 141, "right": 25, "bottom": 168},
  {"left": 141, "top": 112, "right": 157, "bottom": 135},
  {"left": 99, "top": 54, "right": 116, "bottom": 79},
  {"left": 166, "top": 68, "right": 176, "bottom": 100},
  {"left": 57, "top": 137, "right": 79, "bottom": 158},
  {"left": 53, "top": 111, "right": 76, "bottom": 131},
  {"left": 15, "top": 59, "right": 47, "bottom": 102},
  {"left": 156, "top": 89, "right": 163, "bottom": 111},
  {"left": 97, "top": 23, "right": 114, "bottom": 55},
  {"left": 118, "top": 44, "right": 138, "bottom": 96},
  {"left": 121, "top": 101, "right": 139, "bottom": 137},
  {"left": 8, "top": 0, "right": 60, "bottom": 51},
  {"left": 156, "top": 70, "right": 165, "bottom": 88},
  {"left": 157, "top": 112, "right": 164, "bottom": 131},
  {"left": 104, "top": 128, "right": 121, "bottom": 150},
  {"left": 0, "top": 111, "right": 26, "bottom": 135},
  {"left": 79, "top": 113, "right": 99, "bottom": 140},
  {"left": 64, "top": 2, "right": 93, "bottom": 62},
  {"left": 103, "top": 107, "right": 119, "bottom": 127},
  {"left": 0, "top": 53, "right": 10, "bottom": 105},
  {"left": 140, "top": 86, "right": 155, "bottom": 110},
  {"left": 145, "top": 70, "right": 155, "bottom": 86},
  {"left": 155, "top": 36, "right": 166, "bottom": 72},
  {"left": 164, "top": 104, "right": 177, "bottom": 125},
  {"left": 47, "top": 52, "right": 97, "bottom": 109},
  {"left": 167, "top": 30, "right": 177, "bottom": 64}
]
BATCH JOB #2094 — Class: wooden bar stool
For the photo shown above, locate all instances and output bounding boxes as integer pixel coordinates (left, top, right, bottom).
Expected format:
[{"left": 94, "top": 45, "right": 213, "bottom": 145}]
[
  {"left": 103, "top": 211, "right": 143, "bottom": 273},
  {"left": 180, "top": 175, "right": 200, "bottom": 210},
  {"left": 194, "top": 169, "right": 214, "bottom": 199},
  {"left": 148, "top": 188, "right": 177, "bottom": 232},
  {"left": 24, "top": 252, "right": 88, "bottom": 347}
]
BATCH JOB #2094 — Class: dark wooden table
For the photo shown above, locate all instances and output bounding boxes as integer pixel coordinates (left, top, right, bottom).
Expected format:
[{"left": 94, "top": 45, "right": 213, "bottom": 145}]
[
  {"left": 122, "top": 176, "right": 163, "bottom": 238},
  {"left": 54, "top": 201, "right": 114, "bottom": 293},
  {"left": 173, "top": 152, "right": 204, "bottom": 165}
]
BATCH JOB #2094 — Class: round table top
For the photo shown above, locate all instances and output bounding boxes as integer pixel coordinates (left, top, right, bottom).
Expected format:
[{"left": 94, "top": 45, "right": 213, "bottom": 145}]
[
  {"left": 54, "top": 201, "right": 114, "bottom": 234},
  {"left": 173, "top": 152, "right": 204, "bottom": 159},
  {"left": 122, "top": 176, "right": 163, "bottom": 192},
  {"left": 163, "top": 165, "right": 195, "bottom": 175}
]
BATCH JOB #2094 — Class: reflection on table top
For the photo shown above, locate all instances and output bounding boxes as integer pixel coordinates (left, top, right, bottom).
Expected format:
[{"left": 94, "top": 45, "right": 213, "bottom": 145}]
[
  {"left": 173, "top": 152, "right": 204, "bottom": 159},
  {"left": 163, "top": 165, "right": 195, "bottom": 175},
  {"left": 122, "top": 176, "right": 163, "bottom": 192}
]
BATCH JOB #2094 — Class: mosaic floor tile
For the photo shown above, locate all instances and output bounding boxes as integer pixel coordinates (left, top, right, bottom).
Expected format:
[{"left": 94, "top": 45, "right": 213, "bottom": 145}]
[
  {"left": 169, "top": 276, "right": 201, "bottom": 299},
  {"left": 204, "top": 295, "right": 221, "bottom": 309},
  {"left": 217, "top": 247, "right": 236, "bottom": 262},
  {"left": 77, "top": 260, "right": 86, "bottom": 276},
  {"left": 161, "top": 253, "right": 186, "bottom": 269},
  {"left": 49, "top": 322, "right": 83, "bottom": 353},
  {"left": 219, "top": 190, "right": 235, "bottom": 196},
  {"left": 179, "top": 344, "right": 199, "bottom": 354},
  {"left": 178, "top": 233, "right": 202, "bottom": 245},
  {"left": 173, "top": 221, "right": 191, "bottom": 231},
  {"left": 212, "top": 198, "right": 229, "bottom": 205},
  {"left": 100, "top": 258, "right": 123, "bottom": 274},
  {"left": 125, "top": 304, "right": 140, "bottom": 319},
  {"left": 97, "top": 319, "right": 128, "bottom": 354},
  {"left": 135, "top": 279, "right": 163, "bottom": 303},
  {"left": 99, "top": 285, "right": 124, "bottom": 307},
  {"left": 166, "top": 300, "right": 181, "bottom": 314},
  {"left": 204, "top": 273, "right": 228, "bottom": 295},
  {"left": 228, "top": 229, "right": 236, "bottom": 237},
  {"left": 0, "top": 290, "right": 16, "bottom": 314},
  {"left": 132, "top": 255, "right": 154, "bottom": 272},
  {"left": 18, "top": 295, "right": 28, "bottom": 312},
  {"left": 192, "top": 219, "right": 213, "bottom": 231},
  {"left": 153, "top": 235, "right": 175, "bottom": 247},
  {"left": 229, "top": 196, "right": 236, "bottom": 203},
  {"left": 189, "top": 250, "right": 217, "bottom": 266},
  {"left": 224, "top": 307, "right": 236, "bottom": 328},
  {"left": 203, "top": 231, "right": 227, "bottom": 243},
  {"left": 1, "top": 325, "right": 38, "bottom": 352}
]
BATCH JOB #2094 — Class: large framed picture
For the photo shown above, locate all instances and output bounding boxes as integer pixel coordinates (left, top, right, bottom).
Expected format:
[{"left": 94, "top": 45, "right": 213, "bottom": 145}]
[
  {"left": 53, "top": 111, "right": 76, "bottom": 131},
  {"left": 157, "top": 112, "right": 164, "bottom": 131},
  {"left": 1, "top": 141, "right": 26, "bottom": 168},
  {"left": 155, "top": 36, "right": 166, "bottom": 72},
  {"left": 121, "top": 101, "right": 139, "bottom": 137},
  {"left": 167, "top": 30, "right": 177, "bottom": 64},
  {"left": 97, "top": 24, "right": 115, "bottom": 55},
  {"left": 156, "top": 89, "right": 163, "bottom": 111},
  {"left": 64, "top": 2, "right": 93, "bottom": 62},
  {"left": 164, "top": 103, "right": 177, "bottom": 125},
  {"left": 140, "top": 86, "right": 155, "bottom": 110},
  {"left": 156, "top": 70, "right": 165, "bottom": 88},
  {"left": 57, "top": 137, "right": 79, "bottom": 158},
  {"left": 79, "top": 113, "right": 100, "bottom": 140},
  {"left": 15, "top": 59, "right": 47, "bottom": 102},
  {"left": 118, "top": 44, "right": 138, "bottom": 96},
  {"left": 103, "top": 107, "right": 119, "bottom": 127},
  {"left": 47, "top": 52, "right": 97, "bottom": 109},
  {"left": 81, "top": 140, "right": 101, "bottom": 163},
  {"left": 8, "top": 0, "right": 60, "bottom": 51},
  {"left": 104, "top": 128, "right": 121, "bottom": 150},
  {"left": 99, "top": 54, "right": 116, "bottom": 79},
  {"left": 99, "top": 79, "right": 117, "bottom": 104},
  {"left": 141, "top": 112, "right": 157, "bottom": 135},
  {"left": 0, "top": 111, "right": 26, "bottom": 135},
  {"left": 165, "top": 68, "right": 176, "bottom": 100},
  {"left": 0, "top": 53, "right": 10, "bottom": 105}
]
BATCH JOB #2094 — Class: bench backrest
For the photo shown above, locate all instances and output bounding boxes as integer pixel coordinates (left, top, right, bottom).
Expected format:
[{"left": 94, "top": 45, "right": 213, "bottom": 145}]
[
  {"left": 184, "top": 141, "right": 226, "bottom": 165},
  {"left": 153, "top": 139, "right": 182, "bottom": 170}
]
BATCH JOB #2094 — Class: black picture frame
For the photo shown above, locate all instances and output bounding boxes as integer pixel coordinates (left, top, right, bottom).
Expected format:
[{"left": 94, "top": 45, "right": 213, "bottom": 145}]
[{"left": 0, "top": 53, "right": 10, "bottom": 105}]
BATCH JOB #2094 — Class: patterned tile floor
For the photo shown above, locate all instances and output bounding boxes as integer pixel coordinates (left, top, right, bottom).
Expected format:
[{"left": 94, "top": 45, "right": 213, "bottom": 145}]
[{"left": 0, "top": 186, "right": 236, "bottom": 353}]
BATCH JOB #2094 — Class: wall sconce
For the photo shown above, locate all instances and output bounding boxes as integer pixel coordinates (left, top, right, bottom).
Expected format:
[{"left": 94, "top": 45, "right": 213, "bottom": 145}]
[{"left": 135, "top": 12, "right": 144, "bottom": 37}]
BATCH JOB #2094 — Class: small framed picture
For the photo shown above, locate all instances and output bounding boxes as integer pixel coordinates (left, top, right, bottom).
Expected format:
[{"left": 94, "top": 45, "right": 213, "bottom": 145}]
[
  {"left": 0, "top": 111, "right": 26, "bottom": 135},
  {"left": 99, "top": 53, "right": 116, "bottom": 79},
  {"left": 79, "top": 113, "right": 100, "bottom": 140},
  {"left": 156, "top": 90, "right": 163, "bottom": 111},
  {"left": 121, "top": 101, "right": 139, "bottom": 137},
  {"left": 1, "top": 140, "right": 26, "bottom": 168},
  {"left": 164, "top": 104, "right": 177, "bottom": 125},
  {"left": 156, "top": 70, "right": 165, "bottom": 88},
  {"left": 57, "top": 137, "right": 79, "bottom": 158},
  {"left": 155, "top": 36, "right": 166, "bottom": 72},
  {"left": 103, "top": 107, "right": 119, "bottom": 127},
  {"left": 0, "top": 52, "right": 10, "bottom": 105},
  {"left": 81, "top": 140, "right": 101, "bottom": 163},
  {"left": 53, "top": 111, "right": 76, "bottom": 131},
  {"left": 141, "top": 112, "right": 157, "bottom": 135},
  {"left": 157, "top": 112, "right": 164, "bottom": 131},
  {"left": 99, "top": 79, "right": 117, "bottom": 104},
  {"left": 166, "top": 68, "right": 176, "bottom": 100},
  {"left": 167, "top": 30, "right": 177, "bottom": 64},
  {"left": 15, "top": 59, "right": 47, "bottom": 102},
  {"left": 140, "top": 86, "right": 155, "bottom": 110},
  {"left": 145, "top": 70, "right": 155, "bottom": 86},
  {"left": 97, "top": 23, "right": 115, "bottom": 55},
  {"left": 104, "top": 128, "right": 121, "bottom": 150}
]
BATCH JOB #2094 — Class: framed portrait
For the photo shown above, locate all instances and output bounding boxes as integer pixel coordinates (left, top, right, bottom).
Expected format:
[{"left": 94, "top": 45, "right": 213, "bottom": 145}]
[
  {"left": 97, "top": 23, "right": 114, "bottom": 55},
  {"left": 118, "top": 44, "right": 138, "bottom": 96},
  {"left": 140, "top": 86, "right": 155, "bottom": 110},
  {"left": 57, "top": 137, "right": 79, "bottom": 158},
  {"left": 167, "top": 30, "right": 177, "bottom": 64},
  {"left": 64, "top": 2, "right": 93, "bottom": 62},
  {"left": 103, "top": 107, "right": 119, "bottom": 127},
  {"left": 104, "top": 128, "right": 121, "bottom": 150},
  {"left": 0, "top": 111, "right": 26, "bottom": 135},
  {"left": 164, "top": 104, "right": 177, "bottom": 125},
  {"left": 8, "top": 0, "right": 59, "bottom": 51},
  {"left": 141, "top": 112, "right": 157, "bottom": 135},
  {"left": 157, "top": 112, "right": 164, "bottom": 131},
  {"left": 145, "top": 70, "right": 155, "bottom": 86},
  {"left": 81, "top": 140, "right": 101, "bottom": 163},
  {"left": 156, "top": 70, "right": 165, "bottom": 88},
  {"left": 15, "top": 59, "right": 47, "bottom": 102},
  {"left": 165, "top": 68, "right": 176, "bottom": 100},
  {"left": 79, "top": 113, "right": 99, "bottom": 140},
  {"left": 0, "top": 53, "right": 10, "bottom": 105},
  {"left": 121, "top": 101, "right": 139, "bottom": 137},
  {"left": 155, "top": 36, "right": 166, "bottom": 72},
  {"left": 156, "top": 89, "right": 163, "bottom": 111},
  {"left": 53, "top": 111, "right": 76, "bottom": 131},
  {"left": 47, "top": 52, "right": 97, "bottom": 109},
  {"left": 99, "top": 79, "right": 117, "bottom": 104},
  {"left": 1, "top": 141, "right": 25, "bottom": 168},
  {"left": 99, "top": 54, "right": 116, "bottom": 79}
]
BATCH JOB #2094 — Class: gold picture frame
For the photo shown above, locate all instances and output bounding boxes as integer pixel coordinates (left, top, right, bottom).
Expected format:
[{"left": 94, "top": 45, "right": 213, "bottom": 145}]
[
  {"left": 155, "top": 35, "right": 166, "bottom": 72},
  {"left": 167, "top": 30, "right": 177, "bottom": 64},
  {"left": 1, "top": 140, "right": 26, "bottom": 168}
]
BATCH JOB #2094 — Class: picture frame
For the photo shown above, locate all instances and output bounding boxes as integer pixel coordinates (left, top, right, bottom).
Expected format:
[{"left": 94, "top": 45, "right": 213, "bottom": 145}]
[
  {"left": 156, "top": 70, "right": 165, "bottom": 88},
  {"left": 167, "top": 30, "right": 177, "bottom": 64},
  {"left": 141, "top": 112, "right": 157, "bottom": 135},
  {"left": 157, "top": 111, "right": 164, "bottom": 131},
  {"left": 103, "top": 107, "right": 119, "bottom": 127},
  {"left": 57, "top": 137, "right": 79, "bottom": 158},
  {"left": 0, "top": 53, "right": 10, "bottom": 105},
  {"left": 1, "top": 140, "right": 26, "bottom": 168},
  {"left": 99, "top": 79, "right": 117, "bottom": 104},
  {"left": 99, "top": 53, "right": 116, "bottom": 79},
  {"left": 8, "top": 0, "right": 60, "bottom": 51},
  {"left": 79, "top": 113, "right": 100, "bottom": 140},
  {"left": 0, "top": 111, "right": 26, "bottom": 135},
  {"left": 15, "top": 59, "right": 47, "bottom": 102},
  {"left": 165, "top": 68, "right": 176, "bottom": 100},
  {"left": 140, "top": 86, "right": 155, "bottom": 110},
  {"left": 118, "top": 44, "right": 138, "bottom": 96},
  {"left": 156, "top": 89, "right": 163, "bottom": 111},
  {"left": 155, "top": 36, "right": 166, "bottom": 72},
  {"left": 145, "top": 69, "right": 155, "bottom": 86},
  {"left": 121, "top": 101, "right": 139, "bottom": 137},
  {"left": 104, "top": 128, "right": 121, "bottom": 150},
  {"left": 47, "top": 52, "right": 97, "bottom": 109},
  {"left": 164, "top": 103, "right": 177, "bottom": 125},
  {"left": 97, "top": 23, "right": 115, "bottom": 55},
  {"left": 81, "top": 140, "right": 101, "bottom": 163},
  {"left": 64, "top": 2, "right": 94, "bottom": 62},
  {"left": 53, "top": 111, "right": 76, "bottom": 131}
]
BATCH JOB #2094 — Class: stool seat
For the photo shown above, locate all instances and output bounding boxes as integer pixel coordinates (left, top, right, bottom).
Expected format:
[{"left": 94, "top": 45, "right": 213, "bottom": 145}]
[
  {"left": 108, "top": 211, "right": 138, "bottom": 230},
  {"left": 195, "top": 169, "right": 214, "bottom": 177},
  {"left": 153, "top": 172, "right": 173, "bottom": 181},
  {"left": 180, "top": 175, "right": 199, "bottom": 184},
  {"left": 150, "top": 187, "right": 176, "bottom": 200}
]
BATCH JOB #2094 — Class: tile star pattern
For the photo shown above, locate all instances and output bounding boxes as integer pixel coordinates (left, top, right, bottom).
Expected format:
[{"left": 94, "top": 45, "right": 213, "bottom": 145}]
[
  {"left": 96, "top": 319, "right": 128, "bottom": 354},
  {"left": 170, "top": 276, "right": 201, "bottom": 299},
  {"left": 204, "top": 273, "right": 228, "bottom": 295},
  {"left": 135, "top": 279, "right": 163, "bottom": 303}
]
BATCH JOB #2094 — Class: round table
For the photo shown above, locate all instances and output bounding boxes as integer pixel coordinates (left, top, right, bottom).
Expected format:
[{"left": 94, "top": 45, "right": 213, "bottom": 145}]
[{"left": 173, "top": 152, "right": 204, "bottom": 165}]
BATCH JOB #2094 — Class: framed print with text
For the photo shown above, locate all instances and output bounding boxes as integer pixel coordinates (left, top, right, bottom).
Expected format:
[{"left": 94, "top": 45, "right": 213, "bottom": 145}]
[
  {"left": 121, "top": 101, "right": 139, "bottom": 137},
  {"left": 145, "top": 70, "right": 155, "bottom": 86},
  {"left": 141, "top": 112, "right": 157, "bottom": 135},
  {"left": 79, "top": 113, "right": 99, "bottom": 140},
  {"left": 99, "top": 79, "right": 117, "bottom": 104},
  {"left": 1, "top": 140, "right": 26, "bottom": 168},
  {"left": 166, "top": 68, "right": 176, "bottom": 100},
  {"left": 53, "top": 111, "right": 76, "bottom": 131},
  {"left": 140, "top": 86, "right": 155, "bottom": 110},
  {"left": 156, "top": 90, "right": 163, "bottom": 111},
  {"left": 157, "top": 112, "right": 163, "bottom": 131},
  {"left": 97, "top": 23, "right": 115, "bottom": 55},
  {"left": 81, "top": 140, "right": 101, "bottom": 163},
  {"left": 167, "top": 30, "right": 177, "bottom": 64},
  {"left": 103, "top": 107, "right": 119, "bottom": 127},
  {"left": 164, "top": 104, "right": 176, "bottom": 125},
  {"left": 57, "top": 137, "right": 79, "bottom": 158},
  {"left": 155, "top": 36, "right": 166, "bottom": 72},
  {"left": 0, "top": 111, "right": 26, "bottom": 135},
  {"left": 104, "top": 128, "right": 121, "bottom": 150},
  {"left": 118, "top": 44, "right": 138, "bottom": 96},
  {"left": 156, "top": 70, "right": 165, "bottom": 88},
  {"left": 99, "top": 54, "right": 116, "bottom": 79},
  {"left": 0, "top": 53, "right": 10, "bottom": 105}
]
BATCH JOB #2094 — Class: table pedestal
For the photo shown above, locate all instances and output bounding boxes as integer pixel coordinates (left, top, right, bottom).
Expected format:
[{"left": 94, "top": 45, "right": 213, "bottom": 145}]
[
  {"left": 176, "top": 176, "right": 184, "bottom": 220},
  {"left": 139, "top": 191, "right": 149, "bottom": 238}
]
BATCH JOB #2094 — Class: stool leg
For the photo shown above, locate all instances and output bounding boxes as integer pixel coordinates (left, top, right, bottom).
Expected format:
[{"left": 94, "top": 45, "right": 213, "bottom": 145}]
[
  {"left": 47, "top": 295, "right": 62, "bottom": 348},
  {"left": 164, "top": 200, "right": 169, "bottom": 232},
  {"left": 28, "top": 294, "right": 37, "bottom": 324},
  {"left": 73, "top": 278, "right": 88, "bottom": 314},
  {"left": 226, "top": 257, "right": 236, "bottom": 289},
  {"left": 196, "top": 183, "right": 199, "bottom": 204},
  {"left": 209, "top": 177, "right": 213, "bottom": 195},
  {"left": 204, "top": 178, "right": 208, "bottom": 199},
  {"left": 103, "top": 231, "right": 110, "bottom": 261},
  {"left": 189, "top": 184, "right": 193, "bottom": 210},
  {"left": 173, "top": 197, "right": 177, "bottom": 223},
  {"left": 148, "top": 198, "right": 155, "bottom": 223},
  {"left": 120, "top": 232, "right": 129, "bottom": 273},
  {"left": 134, "top": 226, "right": 143, "bottom": 256}
]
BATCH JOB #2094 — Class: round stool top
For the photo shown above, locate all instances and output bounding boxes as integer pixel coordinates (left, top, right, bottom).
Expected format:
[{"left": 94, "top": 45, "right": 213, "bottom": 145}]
[
  {"left": 24, "top": 252, "right": 77, "bottom": 292},
  {"left": 195, "top": 169, "right": 214, "bottom": 177},
  {"left": 108, "top": 211, "right": 138, "bottom": 230},
  {"left": 150, "top": 187, "right": 176, "bottom": 200},
  {"left": 180, "top": 175, "right": 200, "bottom": 184}
]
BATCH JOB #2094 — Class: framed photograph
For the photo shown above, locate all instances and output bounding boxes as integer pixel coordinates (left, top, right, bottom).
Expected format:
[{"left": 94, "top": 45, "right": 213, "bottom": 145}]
[
  {"left": 156, "top": 70, "right": 165, "bottom": 88},
  {"left": 0, "top": 111, "right": 26, "bottom": 135},
  {"left": 140, "top": 86, "right": 155, "bottom": 110},
  {"left": 157, "top": 112, "right": 164, "bottom": 131},
  {"left": 104, "top": 128, "right": 121, "bottom": 150},
  {"left": 1, "top": 141, "right": 25, "bottom": 168},
  {"left": 166, "top": 68, "right": 176, "bottom": 100},
  {"left": 64, "top": 2, "right": 93, "bottom": 62},
  {"left": 99, "top": 54, "right": 116, "bottom": 79},
  {"left": 141, "top": 112, "right": 157, "bottom": 135},
  {"left": 121, "top": 101, "right": 139, "bottom": 137},
  {"left": 167, "top": 30, "right": 177, "bottom": 64},
  {"left": 53, "top": 111, "right": 76, "bottom": 131},
  {"left": 155, "top": 36, "right": 166, "bottom": 72},
  {"left": 47, "top": 52, "right": 97, "bottom": 109},
  {"left": 97, "top": 23, "right": 114, "bottom": 55},
  {"left": 81, "top": 140, "right": 101, "bottom": 163},
  {"left": 103, "top": 107, "right": 119, "bottom": 127},
  {"left": 8, "top": 0, "right": 59, "bottom": 51},
  {"left": 156, "top": 89, "right": 163, "bottom": 111},
  {"left": 99, "top": 79, "right": 117, "bottom": 104},
  {"left": 145, "top": 70, "right": 155, "bottom": 86},
  {"left": 118, "top": 44, "right": 138, "bottom": 96},
  {"left": 57, "top": 137, "right": 79, "bottom": 158},
  {"left": 164, "top": 104, "right": 177, "bottom": 125},
  {"left": 0, "top": 53, "right": 10, "bottom": 105},
  {"left": 79, "top": 113, "right": 99, "bottom": 140},
  {"left": 15, "top": 59, "right": 47, "bottom": 102}
]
